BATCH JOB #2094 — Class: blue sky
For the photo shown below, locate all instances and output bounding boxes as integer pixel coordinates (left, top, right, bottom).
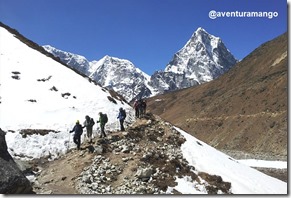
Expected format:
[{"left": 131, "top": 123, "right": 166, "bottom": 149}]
[{"left": 0, "top": 0, "right": 288, "bottom": 75}]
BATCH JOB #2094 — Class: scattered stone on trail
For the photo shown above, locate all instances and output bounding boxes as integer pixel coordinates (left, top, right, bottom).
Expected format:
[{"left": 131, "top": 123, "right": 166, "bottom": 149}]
[{"left": 31, "top": 113, "right": 232, "bottom": 194}]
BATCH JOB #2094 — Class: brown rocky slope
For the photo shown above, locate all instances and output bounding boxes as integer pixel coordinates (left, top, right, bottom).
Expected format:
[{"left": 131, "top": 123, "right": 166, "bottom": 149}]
[
  {"left": 32, "top": 113, "right": 232, "bottom": 194},
  {"left": 146, "top": 32, "right": 287, "bottom": 161}
]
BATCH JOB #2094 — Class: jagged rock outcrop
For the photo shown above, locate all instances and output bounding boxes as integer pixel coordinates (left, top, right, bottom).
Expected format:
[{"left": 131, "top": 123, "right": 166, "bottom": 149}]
[
  {"left": 0, "top": 128, "right": 34, "bottom": 194},
  {"left": 150, "top": 71, "right": 200, "bottom": 93}
]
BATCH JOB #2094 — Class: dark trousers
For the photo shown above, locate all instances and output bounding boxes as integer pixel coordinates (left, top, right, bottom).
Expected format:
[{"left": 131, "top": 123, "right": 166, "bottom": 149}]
[
  {"left": 139, "top": 107, "right": 145, "bottom": 117},
  {"left": 135, "top": 108, "right": 139, "bottom": 118},
  {"left": 120, "top": 119, "right": 125, "bottom": 131},
  {"left": 86, "top": 127, "right": 93, "bottom": 139},
  {"left": 73, "top": 135, "right": 81, "bottom": 149},
  {"left": 100, "top": 123, "right": 106, "bottom": 137}
]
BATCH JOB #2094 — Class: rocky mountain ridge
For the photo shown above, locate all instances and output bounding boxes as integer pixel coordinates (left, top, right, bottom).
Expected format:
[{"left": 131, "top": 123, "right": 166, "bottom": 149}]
[
  {"left": 43, "top": 27, "right": 237, "bottom": 102},
  {"left": 43, "top": 45, "right": 91, "bottom": 76},
  {"left": 43, "top": 46, "right": 154, "bottom": 102}
]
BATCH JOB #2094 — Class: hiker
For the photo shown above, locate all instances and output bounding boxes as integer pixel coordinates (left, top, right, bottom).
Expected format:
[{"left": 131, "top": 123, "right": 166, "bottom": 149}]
[
  {"left": 140, "top": 99, "right": 147, "bottom": 117},
  {"left": 69, "top": 120, "right": 83, "bottom": 150},
  {"left": 117, "top": 107, "right": 126, "bottom": 131},
  {"left": 83, "top": 115, "right": 95, "bottom": 143},
  {"left": 97, "top": 112, "right": 108, "bottom": 138},
  {"left": 133, "top": 99, "right": 140, "bottom": 118}
]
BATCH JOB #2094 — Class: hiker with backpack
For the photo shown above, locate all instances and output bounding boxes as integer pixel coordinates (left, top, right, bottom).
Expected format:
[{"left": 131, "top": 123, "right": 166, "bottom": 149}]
[
  {"left": 117, "top": 107, "right": 126, "bottom": 131},
  {"left": 140, "top": 99, "right": 147, "bottom": 118},
  {"left": 83, "top": 115, "right": 95, "bottom": 143},
  {"left": 97, "top": 112, "right": 108, "bottom": 138},
  {"left": 133, "top": 99, "right": 140, "bottom": 118},
  {"left": 69, "top": 120, "right": 83, "bottom": 150}
]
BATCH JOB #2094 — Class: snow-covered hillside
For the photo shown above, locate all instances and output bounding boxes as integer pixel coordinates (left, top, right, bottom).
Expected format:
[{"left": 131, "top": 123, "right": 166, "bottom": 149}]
[
  {"left": 0, "top": 26, "right": 134, "bottom": 160},
  {"left": 176, "top": 127, "right": 287, "bottom": 194}
]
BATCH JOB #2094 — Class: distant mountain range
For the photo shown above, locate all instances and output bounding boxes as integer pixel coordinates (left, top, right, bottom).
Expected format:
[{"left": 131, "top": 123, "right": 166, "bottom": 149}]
[
  {"left": 43, "top": 28, "right": 237, "bottom": 102},
  {"left": 43, "top": 46, "right": 154, "bottom": 102}
]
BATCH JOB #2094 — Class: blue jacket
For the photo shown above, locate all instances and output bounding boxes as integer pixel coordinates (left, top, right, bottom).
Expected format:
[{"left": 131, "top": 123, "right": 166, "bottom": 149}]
[
  {"left": 117, "top": 109, "right": 126, "bottom": 120},
  {"left": 70, "top": 123, "right": 83, "bottom": 136}
]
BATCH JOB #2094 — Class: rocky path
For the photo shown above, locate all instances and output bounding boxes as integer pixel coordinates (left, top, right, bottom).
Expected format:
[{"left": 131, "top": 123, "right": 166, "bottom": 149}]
[
  {"left": 30, "top": 113, "right": 287, "bottom": 194},
  {"left": 31, "top": 113, "right": 232, "bottom": 194},
  {"left": 186, "top": 110, "right": 287, "bottom": 122},
  {"left": 33, "top": 144, "right": 95, "bottom": 194}
]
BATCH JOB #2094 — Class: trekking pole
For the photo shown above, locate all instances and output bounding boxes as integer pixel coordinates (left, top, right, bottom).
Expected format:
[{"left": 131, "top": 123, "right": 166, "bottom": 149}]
[
  {"left": 67, "top": 128, "right": 70, "bottom": 152},
  {"left": 98, "top": 126, "right": 102, "bottom": 138},
  {"left": 97, "top": 128, "right": 99, "bottom": 137}
]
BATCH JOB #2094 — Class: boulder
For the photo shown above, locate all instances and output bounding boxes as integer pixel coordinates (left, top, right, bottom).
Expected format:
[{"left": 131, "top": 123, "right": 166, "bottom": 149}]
[
  {"left": 135, "top": 167, "right": 153, "bottom": 181},
  {"left": 0, "top": 128, "right": 34, "bottom": 194}
]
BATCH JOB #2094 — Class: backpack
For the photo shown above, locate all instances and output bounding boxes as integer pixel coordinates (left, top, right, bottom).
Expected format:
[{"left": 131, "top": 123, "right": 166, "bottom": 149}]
[
  {"left": 75, "top": 124, "right": 83, "bottom": 136},
  {"left": 121, "top": 109, "right": 126, "bottom": 118},
  {"left": 90, "top": 118, "right": 95, "bottom": 127},
  {"left": 141, "top": 100, "right": 146, "bottom": 108},
  {"left": 103, "top": 114, "right": 108, "bottom": 124}
]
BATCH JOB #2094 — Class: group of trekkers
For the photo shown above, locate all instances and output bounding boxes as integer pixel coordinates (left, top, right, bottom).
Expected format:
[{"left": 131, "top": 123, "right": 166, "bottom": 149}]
[
  {"left": 69, "top": 98, "right": 147, "bottom": 150},
  {"left": 69, "top": 107, "right": 127, "bottom": 150},
  {"left": 133, "top": 99, "right": 147, "bottom": 119}
]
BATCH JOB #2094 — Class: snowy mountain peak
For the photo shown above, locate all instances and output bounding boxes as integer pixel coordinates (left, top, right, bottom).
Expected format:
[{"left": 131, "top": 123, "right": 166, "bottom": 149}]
[
  {"left": 99, "top": 55, "right": 136, "bottom": 70},
  {"left": 194, "top": 27, "right": 213, "bottom": 36},
  {"left": 192, "top": 27, "right": 221, "bottom": 50},
  {"left": 43, "top": 44, "right": 154, "bottom": 102},
  {"left": 161, "top": 27, "right": 237, "bottom": 89},
  {"left": 194, "top": 27, "right": 212, "bottom": 38},
  {"left": 89, "top": 55, "right": 153, "bottom": 101},
  {"left": 99, "top": 55, "right": 113, "bottom": 63},
  {"left": 43, "top": 45, "right": 91, "bottom": 75},
  {"left": 43, "top": 45, "right": 87, "bottom": 60}
]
